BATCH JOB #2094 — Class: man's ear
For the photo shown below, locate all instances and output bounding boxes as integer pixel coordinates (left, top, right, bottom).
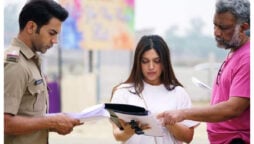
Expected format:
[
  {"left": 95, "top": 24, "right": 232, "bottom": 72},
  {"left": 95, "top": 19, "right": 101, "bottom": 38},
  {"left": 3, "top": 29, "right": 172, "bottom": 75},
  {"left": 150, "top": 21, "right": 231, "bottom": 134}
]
[
  {"left": 26, "top": 21, "right": 37, "bottom": 34},
  {"left": 241, "top": 22, "right": 250, "bottom": 32}
]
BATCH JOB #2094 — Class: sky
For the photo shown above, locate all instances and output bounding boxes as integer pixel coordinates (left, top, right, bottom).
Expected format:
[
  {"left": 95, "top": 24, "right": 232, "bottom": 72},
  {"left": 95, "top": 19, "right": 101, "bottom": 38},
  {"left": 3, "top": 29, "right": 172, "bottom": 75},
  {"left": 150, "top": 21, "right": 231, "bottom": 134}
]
[{"left": 135, "top": 0, "right": 216, "bottom": 36}]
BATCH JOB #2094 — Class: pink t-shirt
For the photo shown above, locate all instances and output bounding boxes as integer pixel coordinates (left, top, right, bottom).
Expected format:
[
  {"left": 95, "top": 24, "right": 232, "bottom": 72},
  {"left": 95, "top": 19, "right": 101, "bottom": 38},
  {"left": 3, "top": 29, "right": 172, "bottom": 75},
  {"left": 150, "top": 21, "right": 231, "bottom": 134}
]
[{"left": 207, "top": 41, "right": 250, "bottom": 144}]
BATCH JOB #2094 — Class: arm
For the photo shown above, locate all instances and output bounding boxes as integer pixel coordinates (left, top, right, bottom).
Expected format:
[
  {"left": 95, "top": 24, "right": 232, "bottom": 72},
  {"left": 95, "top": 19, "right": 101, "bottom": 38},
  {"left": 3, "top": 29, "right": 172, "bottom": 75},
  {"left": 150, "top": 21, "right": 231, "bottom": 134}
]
[
  {"left": 158, "top": 96, "right": 249, "bottom": 124},
  {"left": 184, "top": 97, "right": 250, "bottom": 122},
  {"left": 110, "top": 86, "right": 136, "bottom": 141},
  {"left": 4, "top": 113, "right": 81, "bottom": 135},
  {"left": 182, "top": 96, "right": 249, "bottom": 122},
  {"left": 166, "top": 123, "right": 194, "bottom": 143}
]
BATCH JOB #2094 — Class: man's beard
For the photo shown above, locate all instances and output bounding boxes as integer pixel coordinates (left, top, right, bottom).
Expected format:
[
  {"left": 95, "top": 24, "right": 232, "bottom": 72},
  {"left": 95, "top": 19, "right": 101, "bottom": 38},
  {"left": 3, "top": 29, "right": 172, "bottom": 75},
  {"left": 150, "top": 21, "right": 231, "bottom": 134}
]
[{"left": 215, "top": 25, "right": 242, "bottom": 50}]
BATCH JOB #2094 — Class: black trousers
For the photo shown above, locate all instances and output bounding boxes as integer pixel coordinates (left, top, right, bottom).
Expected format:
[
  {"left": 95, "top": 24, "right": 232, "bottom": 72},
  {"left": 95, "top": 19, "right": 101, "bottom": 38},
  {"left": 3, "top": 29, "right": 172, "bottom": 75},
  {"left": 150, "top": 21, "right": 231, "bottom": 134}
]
[{"left": 229, "top": 138, "right": 245, "bottom": 144}]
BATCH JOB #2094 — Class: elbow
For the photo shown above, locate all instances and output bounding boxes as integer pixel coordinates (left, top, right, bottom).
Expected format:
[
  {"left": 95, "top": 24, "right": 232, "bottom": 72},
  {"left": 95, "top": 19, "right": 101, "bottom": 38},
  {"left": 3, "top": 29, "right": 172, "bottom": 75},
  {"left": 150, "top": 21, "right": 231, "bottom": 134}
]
[
  {"left": 173, "top": 127, "right": 194, "bottom": 143},
  {"left": 182, "top": 127, "right": 194, "bottom": 144},
  {"left": 4, "top": 128, "right": 17, "bottom": 135},
  {"left": 4, "top": 114, "right": 18, "bottom": 135},
  {"left": 113, "top": 134, "right": 123, "bottom": 142},
  {"left": 183, "top": 132, "right": 194, "bottom": 144},
  {"left": 4, "top": 127, "right": 12, "bottom": 135},
  {"left": 221, "top": 97, "right": 250, "bottom": 121},
  {"left": 113, "top": 130, "right": 130, "bottom": 142},
  {"left": 4, "top": 122, "right": 17, "bottom": 135},
  {"left": 185, "top": 136, "right": 193, "bottom": 144},
  {"left": 228, "top": 112, "right": 241, "bottom": 119},
  {"left": 210, "top": 106, "right": 246, "bottom": 122},
  {"left": 4, "top": 115, "right": 13, "bottom": 135},
  {"left": 4, "top": 126, "right": 22, "bottom": 135},
  {"left": 224, "top": 108, "right": 245, "bottom": 120},
  {"left": 114, "top": 135, "right": 129, "bottom": 142},
  {"left": 115, "top": 137, "right": 124, "bottom": 142},
  {"left": 231, "top": 107, "right": 245, "bottom": 117},
  {"left": 167, "top": 124, "right": 194, "bottom": 143}
]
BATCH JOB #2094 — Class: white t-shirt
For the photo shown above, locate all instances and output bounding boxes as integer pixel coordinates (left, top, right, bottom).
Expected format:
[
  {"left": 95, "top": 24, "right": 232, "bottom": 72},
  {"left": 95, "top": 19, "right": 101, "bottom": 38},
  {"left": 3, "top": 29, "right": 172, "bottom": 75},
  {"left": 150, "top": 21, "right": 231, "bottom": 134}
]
[{"left": 111, "top": 82, "right": 199, "bottom": 144}]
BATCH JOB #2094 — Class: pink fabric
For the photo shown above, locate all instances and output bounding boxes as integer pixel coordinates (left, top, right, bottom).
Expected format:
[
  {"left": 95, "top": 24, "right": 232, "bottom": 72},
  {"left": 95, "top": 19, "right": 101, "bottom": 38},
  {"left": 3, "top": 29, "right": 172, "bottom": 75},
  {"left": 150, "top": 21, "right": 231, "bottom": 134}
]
[{"left": 207, "top": 41, "right": 250, "bottom": 144}]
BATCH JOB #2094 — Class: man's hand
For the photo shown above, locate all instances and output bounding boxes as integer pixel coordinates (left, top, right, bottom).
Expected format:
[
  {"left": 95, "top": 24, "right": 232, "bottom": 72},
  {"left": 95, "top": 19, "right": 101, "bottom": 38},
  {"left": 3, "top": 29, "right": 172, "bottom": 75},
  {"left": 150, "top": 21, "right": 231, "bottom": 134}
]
[
  {"left": 157, "top": 110, "right": 185, "bottom": 126},
  {"left": 47, "top": 113, "right": 82, "bottom": 135}
]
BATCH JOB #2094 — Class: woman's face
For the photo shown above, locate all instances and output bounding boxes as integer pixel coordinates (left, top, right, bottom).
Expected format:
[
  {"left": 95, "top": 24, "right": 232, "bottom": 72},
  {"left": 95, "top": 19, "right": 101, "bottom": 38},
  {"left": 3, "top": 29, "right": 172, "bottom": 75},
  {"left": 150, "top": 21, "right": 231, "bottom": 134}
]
[{"left": 141, "top": 48, "right": 162, "bottom": 85}]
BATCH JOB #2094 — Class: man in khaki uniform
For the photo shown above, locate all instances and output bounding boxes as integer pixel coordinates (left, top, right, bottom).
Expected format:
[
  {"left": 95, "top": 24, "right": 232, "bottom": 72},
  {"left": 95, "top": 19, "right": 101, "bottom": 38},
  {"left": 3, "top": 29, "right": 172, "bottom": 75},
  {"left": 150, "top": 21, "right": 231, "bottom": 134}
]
[{"left": 4, "top": 1, "right": 81, "bottom": 144}]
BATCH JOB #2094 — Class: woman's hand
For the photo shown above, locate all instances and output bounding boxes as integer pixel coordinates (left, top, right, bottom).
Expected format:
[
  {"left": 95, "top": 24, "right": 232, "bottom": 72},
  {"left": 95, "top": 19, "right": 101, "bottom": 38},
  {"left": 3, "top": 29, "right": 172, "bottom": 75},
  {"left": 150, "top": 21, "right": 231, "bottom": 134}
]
[{"left": 112, "top": 119, "right": 150, "bottom": 142}]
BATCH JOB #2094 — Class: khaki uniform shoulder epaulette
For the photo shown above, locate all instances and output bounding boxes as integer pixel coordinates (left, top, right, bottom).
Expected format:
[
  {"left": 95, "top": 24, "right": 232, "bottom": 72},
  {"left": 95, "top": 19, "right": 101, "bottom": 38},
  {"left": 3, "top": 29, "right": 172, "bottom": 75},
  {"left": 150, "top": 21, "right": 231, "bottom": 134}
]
[{"left": 4, "top": 46, "right": 21, "bottom": 63}]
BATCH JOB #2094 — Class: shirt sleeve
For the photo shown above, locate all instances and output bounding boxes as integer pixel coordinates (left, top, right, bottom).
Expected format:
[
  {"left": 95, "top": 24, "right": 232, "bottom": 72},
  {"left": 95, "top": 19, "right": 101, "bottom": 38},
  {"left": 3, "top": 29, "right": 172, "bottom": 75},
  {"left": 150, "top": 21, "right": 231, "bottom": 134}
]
[
  {"left": 176, "top": 86, "right": 192, "bottom": 109},
  {"left": 230, "top": 56, "right": 250, "bottom": 98},
  {"left": 110, "top": 87, "right": 128, "bottom": 104},
  {"left": 4, "top": 62, "right": 28, "bottom": 115}
]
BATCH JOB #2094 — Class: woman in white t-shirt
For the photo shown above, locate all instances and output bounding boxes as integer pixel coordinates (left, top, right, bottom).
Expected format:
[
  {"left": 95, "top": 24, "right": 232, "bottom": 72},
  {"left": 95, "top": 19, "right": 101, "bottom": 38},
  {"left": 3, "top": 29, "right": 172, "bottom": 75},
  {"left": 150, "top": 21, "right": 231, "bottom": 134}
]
[{"left": 110, "top": 35, "right": 199, "bottom": 144}]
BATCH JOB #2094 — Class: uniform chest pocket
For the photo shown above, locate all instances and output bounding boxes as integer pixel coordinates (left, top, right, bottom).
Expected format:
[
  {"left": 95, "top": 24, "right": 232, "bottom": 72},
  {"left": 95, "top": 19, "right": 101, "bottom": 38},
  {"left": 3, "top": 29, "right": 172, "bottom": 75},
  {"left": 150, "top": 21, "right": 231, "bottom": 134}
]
[{"left": 28, "top": 80, "right": 47, "bottom": 112}]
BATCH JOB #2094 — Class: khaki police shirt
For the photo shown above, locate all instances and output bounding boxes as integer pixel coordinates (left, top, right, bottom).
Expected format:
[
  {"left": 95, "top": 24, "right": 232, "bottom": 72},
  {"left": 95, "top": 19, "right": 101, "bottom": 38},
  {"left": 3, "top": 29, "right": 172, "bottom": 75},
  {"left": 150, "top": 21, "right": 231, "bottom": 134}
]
[{"left": 4, "top": 38, "right": 49, "bottom": 144}]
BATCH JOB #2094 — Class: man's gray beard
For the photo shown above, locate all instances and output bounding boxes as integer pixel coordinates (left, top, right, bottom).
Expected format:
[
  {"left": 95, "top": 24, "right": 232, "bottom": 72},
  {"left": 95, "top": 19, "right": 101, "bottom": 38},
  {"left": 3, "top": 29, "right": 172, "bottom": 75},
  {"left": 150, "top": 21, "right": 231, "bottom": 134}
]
[{"left": 216, "top": 25, "right": 241, "bottom": 49}]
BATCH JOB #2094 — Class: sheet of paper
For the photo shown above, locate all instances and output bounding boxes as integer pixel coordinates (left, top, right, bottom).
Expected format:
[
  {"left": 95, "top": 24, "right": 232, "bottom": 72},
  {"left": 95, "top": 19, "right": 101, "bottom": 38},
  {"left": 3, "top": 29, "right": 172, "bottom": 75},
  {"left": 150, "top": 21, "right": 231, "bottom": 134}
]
[
  {"left": 192, "top": 77, "right": 211, "bottom": 90},
  {"left": 47, "top": 104, "right": 110, "bottom": 122},
  {"left": 68, "top": 104, "right": 110, "bottom": 122}
]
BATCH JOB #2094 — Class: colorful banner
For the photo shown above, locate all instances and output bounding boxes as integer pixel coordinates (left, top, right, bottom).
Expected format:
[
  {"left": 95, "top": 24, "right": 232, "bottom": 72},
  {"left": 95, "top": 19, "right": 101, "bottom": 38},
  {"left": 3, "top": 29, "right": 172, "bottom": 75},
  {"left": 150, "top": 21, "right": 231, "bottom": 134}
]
[{"left": 60, "top": 0, "right": 135, "bottom": 50}]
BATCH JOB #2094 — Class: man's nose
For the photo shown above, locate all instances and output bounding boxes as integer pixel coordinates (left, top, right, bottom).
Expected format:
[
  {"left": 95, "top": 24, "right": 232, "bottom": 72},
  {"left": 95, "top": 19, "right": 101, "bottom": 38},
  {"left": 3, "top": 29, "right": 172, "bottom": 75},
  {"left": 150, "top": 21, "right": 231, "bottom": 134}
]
[
  {"left": 214, "top": 26, "right": 222, "bottom": 37},
  {"left": 52, "top": 37, "right": 58, "bottom": 44}
]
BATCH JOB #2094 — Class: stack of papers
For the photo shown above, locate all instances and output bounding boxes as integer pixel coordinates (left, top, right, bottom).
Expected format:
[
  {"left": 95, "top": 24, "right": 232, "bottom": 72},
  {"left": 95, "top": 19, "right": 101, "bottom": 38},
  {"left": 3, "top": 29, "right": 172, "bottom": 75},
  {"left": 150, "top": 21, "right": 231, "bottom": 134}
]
[
  {"left": 66, "top": 104, "right": 110, "bottom": 122},
  {"left": 47, "top": 103, "right": 164, "bottom": 136}
]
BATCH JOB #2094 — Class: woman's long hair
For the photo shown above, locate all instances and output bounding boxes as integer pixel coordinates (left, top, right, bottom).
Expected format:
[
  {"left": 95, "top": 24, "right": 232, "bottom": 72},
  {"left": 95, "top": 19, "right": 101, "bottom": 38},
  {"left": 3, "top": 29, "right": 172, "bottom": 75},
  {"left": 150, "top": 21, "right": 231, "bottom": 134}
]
[{"left": 111, "top": 35, "right": 183, "bottom": 100}]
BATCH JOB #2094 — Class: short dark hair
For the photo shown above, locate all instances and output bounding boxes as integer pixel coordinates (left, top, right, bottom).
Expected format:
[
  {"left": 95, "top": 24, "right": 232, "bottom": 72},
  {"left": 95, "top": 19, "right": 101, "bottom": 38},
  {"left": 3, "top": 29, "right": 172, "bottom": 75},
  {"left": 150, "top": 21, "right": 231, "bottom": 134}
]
[{"left": 19, "top": 0, "right": 68, "bottom": 32}]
